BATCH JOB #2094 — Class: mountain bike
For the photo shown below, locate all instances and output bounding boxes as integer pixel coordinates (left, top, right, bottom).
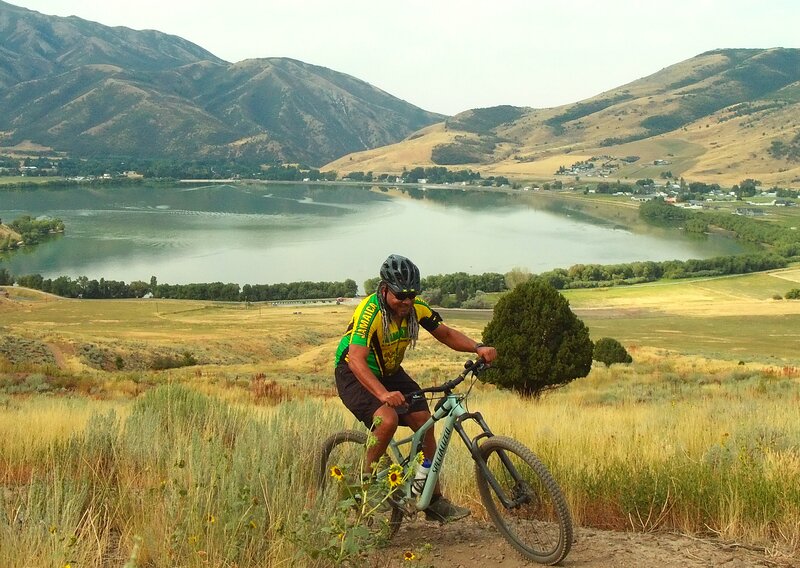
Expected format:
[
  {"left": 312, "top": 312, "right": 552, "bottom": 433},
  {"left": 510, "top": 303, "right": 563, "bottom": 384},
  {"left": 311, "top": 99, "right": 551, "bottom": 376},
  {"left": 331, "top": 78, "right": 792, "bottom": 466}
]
[{"left": 316, "top": 358, "right": 573, "bottom": 565}]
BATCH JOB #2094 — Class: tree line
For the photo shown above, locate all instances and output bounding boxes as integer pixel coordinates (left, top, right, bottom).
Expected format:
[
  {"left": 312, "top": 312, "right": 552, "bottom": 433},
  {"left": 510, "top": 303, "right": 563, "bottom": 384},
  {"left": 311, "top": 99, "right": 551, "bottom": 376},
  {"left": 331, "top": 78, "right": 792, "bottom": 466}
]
[
  {"left": 535, "top": 253, "right": 789, "bottom": 290},
  {"left": 2, "top": 249, "right": 793, "bottom": 303},
  {"left": 0, "top": 272, "right": 357, "bottom": 301},
  {"left": 0, "top": 157, "right": 337, "bottom": 182},
  {"left": 1, "top": 155, "right": 512, "bottom": 189}
]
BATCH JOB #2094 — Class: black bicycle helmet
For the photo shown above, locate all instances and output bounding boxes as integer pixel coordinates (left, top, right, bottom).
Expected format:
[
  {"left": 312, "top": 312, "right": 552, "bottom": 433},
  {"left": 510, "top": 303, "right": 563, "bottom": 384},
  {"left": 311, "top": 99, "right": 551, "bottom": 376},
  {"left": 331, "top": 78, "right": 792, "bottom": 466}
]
[{"left": 379, "top": 254, "right": 421, "bottom": 294}]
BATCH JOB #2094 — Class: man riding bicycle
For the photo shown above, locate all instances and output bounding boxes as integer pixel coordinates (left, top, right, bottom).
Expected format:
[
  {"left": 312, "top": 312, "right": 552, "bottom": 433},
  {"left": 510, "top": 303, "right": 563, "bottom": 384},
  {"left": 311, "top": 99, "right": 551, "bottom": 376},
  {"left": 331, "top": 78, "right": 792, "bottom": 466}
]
[{"left": 334, "top": 254, "right": 497, "bottom": 522}]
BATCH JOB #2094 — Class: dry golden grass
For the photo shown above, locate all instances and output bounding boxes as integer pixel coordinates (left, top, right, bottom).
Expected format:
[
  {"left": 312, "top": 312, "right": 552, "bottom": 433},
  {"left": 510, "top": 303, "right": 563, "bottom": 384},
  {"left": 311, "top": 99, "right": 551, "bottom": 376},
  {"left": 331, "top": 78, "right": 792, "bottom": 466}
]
[
  {"left": 566, "top": 270, "right": 800, "bottom": 318},
  {"left": 769, "top": 267, "right": 800, "bottom": 283},
  {"left": 325, "top": 123, "right": 455, "bottom": 174},
  {"left": 2, "top": 277, "right": 799, "bottom": 563},
  {"left": 0, "top": 224, "right": 21, "bottom": 241}
]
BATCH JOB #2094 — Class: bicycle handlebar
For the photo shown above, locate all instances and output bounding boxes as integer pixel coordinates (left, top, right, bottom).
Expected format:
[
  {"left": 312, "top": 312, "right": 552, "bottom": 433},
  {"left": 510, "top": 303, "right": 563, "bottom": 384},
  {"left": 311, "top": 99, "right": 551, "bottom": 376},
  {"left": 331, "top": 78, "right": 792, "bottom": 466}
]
[{"left": 405, "top": 358, "right": 487, "bottom": 403}]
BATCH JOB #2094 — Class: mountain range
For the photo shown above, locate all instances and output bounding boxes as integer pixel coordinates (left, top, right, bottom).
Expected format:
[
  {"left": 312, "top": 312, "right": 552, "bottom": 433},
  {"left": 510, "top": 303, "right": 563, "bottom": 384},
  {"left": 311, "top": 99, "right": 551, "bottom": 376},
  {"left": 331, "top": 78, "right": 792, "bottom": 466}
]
[
  {"left": 328, "top": 48, "right": 800, "bottom": 187},
  {"left": 0, "top": 1, "right": 443, "bottom": 166},
  {"left": 2, "top": 1, "right": 799, "bottom": 186}
]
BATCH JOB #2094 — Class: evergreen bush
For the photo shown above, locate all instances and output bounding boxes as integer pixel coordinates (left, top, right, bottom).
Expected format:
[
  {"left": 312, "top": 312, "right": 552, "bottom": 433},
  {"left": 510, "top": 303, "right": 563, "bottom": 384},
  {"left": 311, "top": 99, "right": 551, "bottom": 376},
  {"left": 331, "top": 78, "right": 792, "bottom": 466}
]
[
  {"left": 593, "top": 337, "right": 633, "bottom": 367},
  {"left": 480, "top": 279, "right": 593, "bottom": 396}
]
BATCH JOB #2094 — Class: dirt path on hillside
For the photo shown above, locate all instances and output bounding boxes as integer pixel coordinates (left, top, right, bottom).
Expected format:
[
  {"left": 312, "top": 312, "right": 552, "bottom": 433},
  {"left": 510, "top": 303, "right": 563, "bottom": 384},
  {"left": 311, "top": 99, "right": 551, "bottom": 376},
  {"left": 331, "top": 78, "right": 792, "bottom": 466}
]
[{"left": 380, "top": 519, "right": 796, "bottom": 568}]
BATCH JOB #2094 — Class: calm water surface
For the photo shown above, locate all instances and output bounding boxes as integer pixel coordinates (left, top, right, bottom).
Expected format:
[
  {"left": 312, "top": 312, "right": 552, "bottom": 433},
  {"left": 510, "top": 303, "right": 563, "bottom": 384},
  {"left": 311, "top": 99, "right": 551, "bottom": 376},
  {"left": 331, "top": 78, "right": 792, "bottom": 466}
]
[{"left": 0, "top": 183, "right": 749, "bottom": 289}]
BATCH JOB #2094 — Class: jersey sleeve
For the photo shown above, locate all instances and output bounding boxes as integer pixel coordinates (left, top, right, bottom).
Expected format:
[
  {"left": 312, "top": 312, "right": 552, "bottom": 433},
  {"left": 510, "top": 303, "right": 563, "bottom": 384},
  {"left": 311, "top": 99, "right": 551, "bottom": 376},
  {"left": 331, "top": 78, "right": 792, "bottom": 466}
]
[{"left": 415, "top": 297, "right": 443, "bottom": 332}]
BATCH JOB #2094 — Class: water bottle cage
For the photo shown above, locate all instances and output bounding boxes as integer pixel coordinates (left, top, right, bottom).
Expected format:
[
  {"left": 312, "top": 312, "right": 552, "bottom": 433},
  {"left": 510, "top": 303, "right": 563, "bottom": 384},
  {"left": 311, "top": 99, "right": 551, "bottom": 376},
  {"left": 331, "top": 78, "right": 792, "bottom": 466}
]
[{"left": 411, "top": 459, "right": 431, "bottom": 496}]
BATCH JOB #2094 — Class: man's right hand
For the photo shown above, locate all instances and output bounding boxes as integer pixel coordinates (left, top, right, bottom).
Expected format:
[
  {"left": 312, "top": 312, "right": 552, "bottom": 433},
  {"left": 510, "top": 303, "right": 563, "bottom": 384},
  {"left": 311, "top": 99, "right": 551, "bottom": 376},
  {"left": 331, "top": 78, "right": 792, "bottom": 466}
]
[{"left": 380, "top": 390, "right": 407, "bottom": 407}]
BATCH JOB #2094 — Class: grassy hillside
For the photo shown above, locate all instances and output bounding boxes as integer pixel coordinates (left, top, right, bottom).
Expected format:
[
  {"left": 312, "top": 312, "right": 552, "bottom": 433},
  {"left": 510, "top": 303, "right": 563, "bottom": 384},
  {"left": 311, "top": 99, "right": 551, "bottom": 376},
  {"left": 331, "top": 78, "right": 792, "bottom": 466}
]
[
  {"left": 1, "top": 266, "right": 799, "bottom": 389},
  {"left": 0, "top": 223, "right": 21, "bottom": 242},
  {"left": 2, "top": 270, "right": 799, "bottom": 565},
  {"left": 327, "top": 49, "right": 800, "bottom": 188}
]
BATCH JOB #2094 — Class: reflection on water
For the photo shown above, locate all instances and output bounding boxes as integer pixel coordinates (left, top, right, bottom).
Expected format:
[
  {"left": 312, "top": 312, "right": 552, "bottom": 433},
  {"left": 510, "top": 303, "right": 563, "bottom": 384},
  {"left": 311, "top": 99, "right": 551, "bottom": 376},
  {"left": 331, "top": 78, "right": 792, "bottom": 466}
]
[{"left": 0, "top": 183, "right": 750, "bottom": 288}]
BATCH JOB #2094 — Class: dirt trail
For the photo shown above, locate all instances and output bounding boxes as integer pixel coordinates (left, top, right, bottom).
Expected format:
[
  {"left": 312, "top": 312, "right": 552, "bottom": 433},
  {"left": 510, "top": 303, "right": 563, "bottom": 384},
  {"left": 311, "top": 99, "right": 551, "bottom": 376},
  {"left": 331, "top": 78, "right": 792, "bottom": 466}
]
[{"left": 382, "top": 519, "right": 796, "bottom": 567}]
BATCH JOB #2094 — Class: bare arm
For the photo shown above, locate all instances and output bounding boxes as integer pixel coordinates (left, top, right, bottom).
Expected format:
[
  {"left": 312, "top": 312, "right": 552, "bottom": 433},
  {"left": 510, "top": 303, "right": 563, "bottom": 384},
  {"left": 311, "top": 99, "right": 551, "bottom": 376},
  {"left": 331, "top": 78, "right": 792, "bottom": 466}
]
[
  {"left": 430, "top": 323, "right": 497, "bottom": 363},
  {"left": 347, "top": 344, "right": 406, "bottom": 407}
]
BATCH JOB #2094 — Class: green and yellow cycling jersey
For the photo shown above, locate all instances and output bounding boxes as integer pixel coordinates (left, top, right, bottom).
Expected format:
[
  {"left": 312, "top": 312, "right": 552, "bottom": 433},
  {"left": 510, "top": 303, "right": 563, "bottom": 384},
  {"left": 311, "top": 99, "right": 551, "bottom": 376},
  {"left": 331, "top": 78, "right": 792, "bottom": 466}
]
[{"left": 335, "top": 293, "right": 442, "bottom": 378}]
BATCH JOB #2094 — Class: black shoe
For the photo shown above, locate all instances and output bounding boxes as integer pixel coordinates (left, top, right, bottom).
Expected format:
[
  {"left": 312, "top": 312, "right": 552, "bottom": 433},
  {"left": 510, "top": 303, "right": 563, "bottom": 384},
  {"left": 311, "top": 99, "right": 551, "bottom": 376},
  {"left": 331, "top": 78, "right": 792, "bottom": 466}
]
[{"left": 424, "top": 496, "right": 471, "bottom": 523}]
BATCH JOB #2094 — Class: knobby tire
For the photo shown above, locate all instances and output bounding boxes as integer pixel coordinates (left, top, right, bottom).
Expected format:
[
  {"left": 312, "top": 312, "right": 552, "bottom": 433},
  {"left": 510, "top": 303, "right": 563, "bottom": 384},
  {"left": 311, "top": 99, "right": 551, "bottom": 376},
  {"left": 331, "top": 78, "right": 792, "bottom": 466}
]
[
  {"left": 316, "top": 430, "right": 403, "bottom": 540},
  {"left": 475, "top": 436, "right": 573, "bottom": 565}
]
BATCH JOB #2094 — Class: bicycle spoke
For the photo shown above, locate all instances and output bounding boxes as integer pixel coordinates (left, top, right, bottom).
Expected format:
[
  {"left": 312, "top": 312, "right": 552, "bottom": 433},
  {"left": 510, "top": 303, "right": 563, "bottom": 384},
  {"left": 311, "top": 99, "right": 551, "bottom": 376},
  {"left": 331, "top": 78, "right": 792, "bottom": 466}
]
[
  {"left": 316, "top": 430, "right": 402, "bottom": 543},
  {"left": 476, "top": 436, "right": 572, "bottom": 565}
]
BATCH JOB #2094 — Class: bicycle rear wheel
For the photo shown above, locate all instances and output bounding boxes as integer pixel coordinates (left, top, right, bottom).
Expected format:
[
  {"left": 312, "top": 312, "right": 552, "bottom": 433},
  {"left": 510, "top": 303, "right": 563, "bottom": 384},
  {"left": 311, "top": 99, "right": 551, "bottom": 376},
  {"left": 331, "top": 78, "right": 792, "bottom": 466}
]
[
  {"left": 316, "top": 430, "right": 402, "bottom": 541},
  {"left": 475, "top": 436, "right": 572, "bottom": 565}
]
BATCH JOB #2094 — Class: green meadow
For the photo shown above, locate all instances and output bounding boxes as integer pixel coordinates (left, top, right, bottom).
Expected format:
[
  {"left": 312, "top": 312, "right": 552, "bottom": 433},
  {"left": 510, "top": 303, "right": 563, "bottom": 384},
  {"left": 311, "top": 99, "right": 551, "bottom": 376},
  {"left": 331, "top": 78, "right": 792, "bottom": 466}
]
[{"left": 1, "top": 267, "right": 799, "bottom": 566}]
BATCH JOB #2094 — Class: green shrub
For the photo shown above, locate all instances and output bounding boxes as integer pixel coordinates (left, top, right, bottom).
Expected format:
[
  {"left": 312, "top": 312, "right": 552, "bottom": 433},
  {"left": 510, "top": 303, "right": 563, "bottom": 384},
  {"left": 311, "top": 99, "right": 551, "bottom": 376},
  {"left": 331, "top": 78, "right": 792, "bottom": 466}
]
[
  {"left": 481, "top": 278, "right": 593, "bottom": 396},
  {"left": 593, "top": 337, "right": 633, "bottom": 367},
  {"left": 150, "top": 350, "right": 197, "bottom": 370},
  {"left": 785, "top": 288, "right": 800, "bottom": 299}
]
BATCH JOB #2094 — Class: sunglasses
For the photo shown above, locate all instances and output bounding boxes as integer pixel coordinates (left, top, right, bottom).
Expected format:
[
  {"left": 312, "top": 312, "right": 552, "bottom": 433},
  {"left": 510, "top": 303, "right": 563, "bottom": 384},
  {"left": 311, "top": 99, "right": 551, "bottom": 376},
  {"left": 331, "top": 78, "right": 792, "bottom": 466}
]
[{"left": 392, "top": 291, "right": 417, "bottom": 301}]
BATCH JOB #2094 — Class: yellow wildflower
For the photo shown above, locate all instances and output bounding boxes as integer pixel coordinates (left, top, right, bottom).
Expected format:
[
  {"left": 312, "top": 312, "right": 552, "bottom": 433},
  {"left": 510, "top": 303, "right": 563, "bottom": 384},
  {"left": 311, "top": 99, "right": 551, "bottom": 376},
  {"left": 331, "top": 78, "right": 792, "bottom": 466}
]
[
  {"left": 403, "top": 551, "right": 416, "bottom": 561},
  {"left": 388, "top": 464, "right": 404, "bottom": 488},
  {"left": 389, "top": 471, "right": 402, "bottom": 487},
  {"left": 330, "top": 465, "right": 344, "bottom": 481}
]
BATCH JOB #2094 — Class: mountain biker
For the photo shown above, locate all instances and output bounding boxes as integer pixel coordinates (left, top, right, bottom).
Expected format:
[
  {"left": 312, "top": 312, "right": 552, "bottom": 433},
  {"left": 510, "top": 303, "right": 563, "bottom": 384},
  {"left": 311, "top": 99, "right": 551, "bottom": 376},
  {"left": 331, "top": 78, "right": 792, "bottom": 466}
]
[{"left": 334, "top": 253, "right": 497, "bottom": 522}]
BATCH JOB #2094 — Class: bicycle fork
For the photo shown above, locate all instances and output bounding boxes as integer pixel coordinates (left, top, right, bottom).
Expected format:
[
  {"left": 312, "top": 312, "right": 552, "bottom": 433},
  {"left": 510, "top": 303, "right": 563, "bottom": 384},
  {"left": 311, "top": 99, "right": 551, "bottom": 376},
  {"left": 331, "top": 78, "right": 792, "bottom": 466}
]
[{"left": 455, "top": 411, "right": 531, "bottom": 510}]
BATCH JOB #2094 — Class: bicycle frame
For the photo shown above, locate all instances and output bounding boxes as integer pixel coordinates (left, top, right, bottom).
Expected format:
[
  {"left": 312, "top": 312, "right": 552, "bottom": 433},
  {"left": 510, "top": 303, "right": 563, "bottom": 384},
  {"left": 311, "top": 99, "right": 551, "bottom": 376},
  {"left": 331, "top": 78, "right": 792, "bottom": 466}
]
[{"left": 384, "top": 388, "right": 524, "bottom": 513}]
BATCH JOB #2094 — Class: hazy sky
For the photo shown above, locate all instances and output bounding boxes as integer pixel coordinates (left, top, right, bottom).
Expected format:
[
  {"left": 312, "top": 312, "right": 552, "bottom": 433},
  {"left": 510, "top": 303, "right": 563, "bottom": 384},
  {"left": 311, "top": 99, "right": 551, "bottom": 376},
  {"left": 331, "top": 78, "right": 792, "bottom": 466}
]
[{"left": 10, "top": 0, "right": 800, "bottom": 116}]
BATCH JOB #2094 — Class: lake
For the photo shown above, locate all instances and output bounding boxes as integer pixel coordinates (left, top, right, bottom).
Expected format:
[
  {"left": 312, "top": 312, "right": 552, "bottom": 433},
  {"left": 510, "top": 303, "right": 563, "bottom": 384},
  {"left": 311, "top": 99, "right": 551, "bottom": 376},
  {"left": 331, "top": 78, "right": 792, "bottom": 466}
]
[{"left": 0, "top": 183, "right": 750, "bottom": 291}]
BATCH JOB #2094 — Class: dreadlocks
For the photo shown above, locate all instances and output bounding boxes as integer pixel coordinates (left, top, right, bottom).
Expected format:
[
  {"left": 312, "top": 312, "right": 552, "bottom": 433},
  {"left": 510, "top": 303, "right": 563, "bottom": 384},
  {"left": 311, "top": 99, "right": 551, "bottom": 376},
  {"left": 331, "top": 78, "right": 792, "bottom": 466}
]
[{"left": 377, "top": 281, "right": 419, "bottom": 348}]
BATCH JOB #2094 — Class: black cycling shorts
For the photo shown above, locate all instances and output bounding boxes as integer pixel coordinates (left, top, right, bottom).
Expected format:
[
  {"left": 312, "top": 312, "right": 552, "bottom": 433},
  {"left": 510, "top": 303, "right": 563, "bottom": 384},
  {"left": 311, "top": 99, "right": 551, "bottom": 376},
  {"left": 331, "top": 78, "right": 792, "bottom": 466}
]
[{"left": 335, "top": 363, "right": 429, "bottom": 428}]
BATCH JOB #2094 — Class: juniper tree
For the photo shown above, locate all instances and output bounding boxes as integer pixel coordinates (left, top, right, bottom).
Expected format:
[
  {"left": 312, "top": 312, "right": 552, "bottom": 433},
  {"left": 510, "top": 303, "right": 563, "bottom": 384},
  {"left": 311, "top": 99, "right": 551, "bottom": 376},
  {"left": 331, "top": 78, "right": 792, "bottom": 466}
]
[{"left": 481, "top": 278, "right": 593, "bottom": 396}]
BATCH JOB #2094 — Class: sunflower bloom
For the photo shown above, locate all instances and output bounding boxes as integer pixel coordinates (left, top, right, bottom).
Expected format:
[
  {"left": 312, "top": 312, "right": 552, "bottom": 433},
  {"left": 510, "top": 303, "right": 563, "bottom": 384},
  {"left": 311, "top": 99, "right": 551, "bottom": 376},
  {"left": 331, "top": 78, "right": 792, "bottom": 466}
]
[
  {"left": 387, "top": 463, "right": 404, "bottom": 488},
  {"left": 403, "top": 551, "right": 416, "bottom": 561},
  {"left": 388, "top": 470, "right": 403, "bottom": 487},
  {"left": 330, "top": 466, "right": 344, "bottom": 481}
]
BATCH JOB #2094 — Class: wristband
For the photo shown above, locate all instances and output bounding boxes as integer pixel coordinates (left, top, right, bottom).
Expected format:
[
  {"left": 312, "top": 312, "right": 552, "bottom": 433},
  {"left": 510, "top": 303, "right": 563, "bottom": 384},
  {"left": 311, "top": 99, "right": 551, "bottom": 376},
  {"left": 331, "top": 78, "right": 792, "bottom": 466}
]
[{"left": 474, "top": 342, "right": 485, "bottom": 352}]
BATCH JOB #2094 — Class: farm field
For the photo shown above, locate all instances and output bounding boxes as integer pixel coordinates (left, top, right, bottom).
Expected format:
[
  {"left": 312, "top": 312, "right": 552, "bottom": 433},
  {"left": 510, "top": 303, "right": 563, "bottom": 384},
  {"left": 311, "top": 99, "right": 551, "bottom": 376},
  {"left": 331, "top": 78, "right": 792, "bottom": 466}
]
[
  {"left": 563, "top": 268, "right": 800, "bottom": 363},
  {"left": 1, "top": 269, "right": 799, "bottom": 566}
]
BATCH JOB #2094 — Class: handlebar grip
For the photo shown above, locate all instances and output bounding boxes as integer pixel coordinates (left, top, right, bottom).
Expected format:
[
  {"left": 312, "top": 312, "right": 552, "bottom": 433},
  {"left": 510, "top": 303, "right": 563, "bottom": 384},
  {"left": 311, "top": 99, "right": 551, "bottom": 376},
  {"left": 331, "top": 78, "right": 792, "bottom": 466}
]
[
  {"left": 404, "top": 358, "right": 487, "bottom": 404},
  {"left": 405, "top": 391, "right": 426, "bottom": 404}
]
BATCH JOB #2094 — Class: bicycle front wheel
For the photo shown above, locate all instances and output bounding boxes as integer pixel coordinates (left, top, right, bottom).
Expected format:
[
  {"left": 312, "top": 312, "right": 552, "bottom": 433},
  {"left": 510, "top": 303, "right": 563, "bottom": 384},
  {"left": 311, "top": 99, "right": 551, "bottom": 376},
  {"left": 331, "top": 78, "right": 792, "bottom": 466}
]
[
  {"left": 316, "top": 430, "right": 402, "bottom": 541},
  {"left": 475, "top": 436, "right": 572, "bottom": 565}
]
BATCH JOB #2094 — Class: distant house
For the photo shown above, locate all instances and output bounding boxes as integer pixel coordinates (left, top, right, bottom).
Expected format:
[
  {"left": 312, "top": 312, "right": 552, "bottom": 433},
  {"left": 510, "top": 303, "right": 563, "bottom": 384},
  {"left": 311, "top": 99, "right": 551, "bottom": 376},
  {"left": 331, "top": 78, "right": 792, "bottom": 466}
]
[{"left": 734, "top": 208, "right": 765, "bottom": 217}]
